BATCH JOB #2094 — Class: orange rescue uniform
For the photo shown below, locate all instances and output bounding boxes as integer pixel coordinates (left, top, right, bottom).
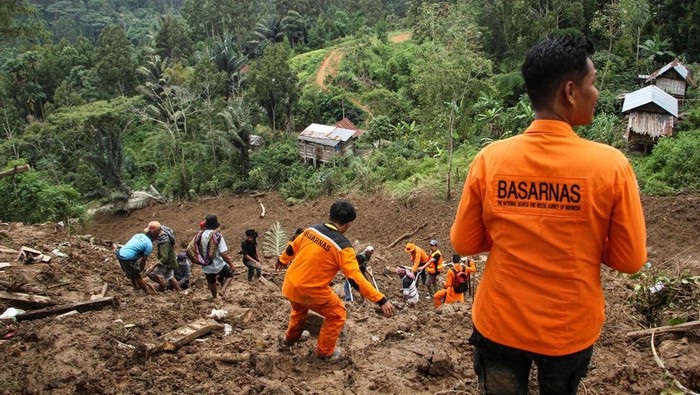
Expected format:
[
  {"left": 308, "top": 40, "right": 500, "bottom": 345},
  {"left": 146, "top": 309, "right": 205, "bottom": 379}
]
[
  {"left": 433, "top": 261, "right": 476, "bottom": 307},
  {"left": 451, "top": 120, "right": 647, "bottom": 356},
  {"left": 408, "top": 246, "right": 430, "bottom": 274},
  {"left": 278, "top": 223, "right": 387, "bottom": 356}
]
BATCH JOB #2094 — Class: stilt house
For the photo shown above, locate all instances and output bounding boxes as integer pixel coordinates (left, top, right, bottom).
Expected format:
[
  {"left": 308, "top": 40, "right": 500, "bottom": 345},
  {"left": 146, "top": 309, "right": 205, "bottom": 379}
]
[
  {"left": 645, "top": 59, "right": 696, "bottom": 100},
  {"left": 621, "top": 85, "right": 678, "bottom": 153}
]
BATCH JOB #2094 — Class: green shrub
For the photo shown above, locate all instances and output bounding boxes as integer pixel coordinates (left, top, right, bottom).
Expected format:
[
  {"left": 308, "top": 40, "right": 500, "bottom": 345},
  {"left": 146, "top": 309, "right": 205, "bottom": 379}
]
[
  {"left": 0, "top": 163, "right": 85, "bottom": 223},
  {"left": 632, "top": 131, "right": 700, "bottom": 195}
]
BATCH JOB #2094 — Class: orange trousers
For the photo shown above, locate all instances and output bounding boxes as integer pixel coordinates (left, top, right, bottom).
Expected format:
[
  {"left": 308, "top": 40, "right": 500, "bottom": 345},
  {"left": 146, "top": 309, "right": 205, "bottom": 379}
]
[
  {"left": 286, "top": 293, "right": 346, "bottom": 357},
  {"left": 434, "top": 288, "right": 465, "bottom": 308}
]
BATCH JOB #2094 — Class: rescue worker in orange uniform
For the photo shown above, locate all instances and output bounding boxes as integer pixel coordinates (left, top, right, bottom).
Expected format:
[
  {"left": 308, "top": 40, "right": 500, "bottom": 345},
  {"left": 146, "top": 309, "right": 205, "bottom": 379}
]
[
  {"left": 451, "top": 36, "right": 647, "bottom": 394},
  {"left": 433, "top": 254, "right": 476, "bottom": 308},
  {"left": 405, "top": 242, "right": 430, "bottom": 292},
  {"left": 275, "top": 201, "right": 395, "bottom": 360},
  {"left": 418, "top": 240, "right": 444, "bottom": 296}
]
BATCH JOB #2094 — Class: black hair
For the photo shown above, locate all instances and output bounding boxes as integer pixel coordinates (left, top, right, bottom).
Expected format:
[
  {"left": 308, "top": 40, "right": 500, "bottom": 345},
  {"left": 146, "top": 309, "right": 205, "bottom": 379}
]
[
  {"left": 521, "top": 35, "right": 594, "bottom": 110},
  {"left": 290, "top": 227, "right": 304, "bottom": 241},
  {"left": 452, "top": 254, "right": 461, "bottom": 264},
  {"left": 329, "top": 200, "right": 357, "bottom": 225}
]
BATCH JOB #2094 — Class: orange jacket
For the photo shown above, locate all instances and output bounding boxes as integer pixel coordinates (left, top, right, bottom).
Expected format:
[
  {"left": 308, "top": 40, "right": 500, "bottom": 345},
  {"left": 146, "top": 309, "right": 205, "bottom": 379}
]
[
  {"left": 451, "top": 120, "right": 647, "bottom": 356},
  {"left": 278, "top": 223, "right": 387, "bottom": 306},
  {"left": 442, "top": 264, "right": 470, "bottom": 303},
  {"left": 409, "top": 246, "right": 430, "bottom": 274}
]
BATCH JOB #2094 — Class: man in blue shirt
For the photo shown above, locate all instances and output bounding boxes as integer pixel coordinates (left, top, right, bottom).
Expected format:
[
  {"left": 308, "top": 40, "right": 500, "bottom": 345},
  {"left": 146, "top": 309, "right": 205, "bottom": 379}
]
[{"left": 115, "top": 221, "right": 160, "bottom": 294}]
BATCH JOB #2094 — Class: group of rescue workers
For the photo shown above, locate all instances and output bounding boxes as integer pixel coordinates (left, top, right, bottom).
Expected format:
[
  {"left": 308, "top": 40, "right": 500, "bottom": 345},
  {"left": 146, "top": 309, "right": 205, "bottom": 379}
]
[
  {"left": 112, "top": 36, "right": 650, "bottom": 394},
  {"left": 400, "top": 240, "right": 477, "bottom": 308}
]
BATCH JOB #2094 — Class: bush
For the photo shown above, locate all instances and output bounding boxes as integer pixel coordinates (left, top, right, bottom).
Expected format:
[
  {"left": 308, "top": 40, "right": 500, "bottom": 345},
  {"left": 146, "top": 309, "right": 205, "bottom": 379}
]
[
  {"left": 632, "top": 131, "right": 700, "bottom": 195},
  {"left": 0, "top": 164, "right": 85, "bottom": 223}
]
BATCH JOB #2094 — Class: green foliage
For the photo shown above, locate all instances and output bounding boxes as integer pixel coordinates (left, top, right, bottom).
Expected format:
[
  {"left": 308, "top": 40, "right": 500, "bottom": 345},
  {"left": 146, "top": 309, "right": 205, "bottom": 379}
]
[
  {"left": 262, "top": 221, "right": 288, "bottom": 257},
  {"left": 630, "top": 268, "right": 700, "bottom": 327},
  {"left": 248, "top": 43, "right": 299, "bottom": 131},
  {"left": 0, "top": 162, "right": 85, "bottom": 223},
  {"left": 577, "top": 113, "right": 626, "bottom": 148},
  {"left": 95, "top": 24, "right": 138, "bottom": 97},
  {"left": 289, "top": 48, "right": 328, "bottom": 84},
  {"left": 247, "top": 138, "right": 299, "bottom": 191},
  {"left": 631, "top": 131, "right": 700, "bottom": 195}
]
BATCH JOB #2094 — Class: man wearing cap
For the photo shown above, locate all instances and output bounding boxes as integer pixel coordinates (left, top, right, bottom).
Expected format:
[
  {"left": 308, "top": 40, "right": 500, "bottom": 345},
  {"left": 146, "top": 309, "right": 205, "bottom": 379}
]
[
  {"left": 114, "top": 222, "right": 161, "bottom": 295},
  {"left": 242, "top": 229, "right": 263, "bottom": 282},
  {"left": 200, "top": 214, "right": 234, "bottom": 299},
  {"left": 275, "top": 200, "right": 395, "bottom": 360},
  {"left": 146, "top": 224, "right": 181, "bottom": 292},
  {"left": 405, "top": 242, "right": 430, "bottom": 291},
  {"left": 417, "top": 240, "right": 444, "bottom": 297},
  {"left": 343, "top": 245, "right": 374, "bottom": 302}
]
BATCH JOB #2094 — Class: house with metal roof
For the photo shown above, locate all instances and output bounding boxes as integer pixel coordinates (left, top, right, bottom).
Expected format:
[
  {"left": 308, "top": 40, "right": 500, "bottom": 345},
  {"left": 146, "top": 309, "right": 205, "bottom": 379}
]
[
  {"left": 621, "top": 85, "right": 678, "bottom": 152},
  {"left": 645, "top": 59, "right": 696, "bottom": 99},
  {"left": 298, "top": 123, "right": 357, "bottom": 165}
]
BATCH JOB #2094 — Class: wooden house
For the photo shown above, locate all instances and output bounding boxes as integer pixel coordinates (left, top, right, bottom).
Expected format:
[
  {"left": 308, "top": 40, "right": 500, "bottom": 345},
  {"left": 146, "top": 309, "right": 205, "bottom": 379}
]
[
  {"left": 621, "top": 85, "right": 678, "bottom": 153},
  {"left": 298, "top": 123, "right": 357, "bottom": 166},
  {"left": 645, "top": 59, "right": 696, "bottom": 100}
]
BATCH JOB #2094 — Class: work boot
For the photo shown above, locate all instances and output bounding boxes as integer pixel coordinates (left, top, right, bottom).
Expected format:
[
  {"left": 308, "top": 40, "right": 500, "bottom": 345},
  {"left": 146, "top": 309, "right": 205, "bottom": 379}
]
[
  {"left": 278, "top": 335, "right": 297, "bottom": 351},
  {"left": 317, "top": 347, "right": 344, "bottom": 361}
]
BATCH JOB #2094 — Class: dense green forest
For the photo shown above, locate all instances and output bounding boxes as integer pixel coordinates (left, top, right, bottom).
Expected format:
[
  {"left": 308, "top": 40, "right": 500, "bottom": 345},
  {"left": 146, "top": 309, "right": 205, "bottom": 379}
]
[{"left": 0, "top": 0, "right": 698, "bottom": 223}]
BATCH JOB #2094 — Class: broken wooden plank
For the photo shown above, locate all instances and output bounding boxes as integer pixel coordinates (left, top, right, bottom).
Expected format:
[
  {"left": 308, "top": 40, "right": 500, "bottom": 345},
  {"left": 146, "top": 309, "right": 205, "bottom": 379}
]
[
  {"left": 0, "top": 262, "right": 11, "bottom": 269},
  {"left": 0, "top": 280, "right": 45, "bottom": 294},
  {"left": 144, "top": 318, "right": 223, "bottom": 357},
  {"left": 626, "top": 320, "right": 700, "bottom": 339},
  {"left": 90, "top": 283, "right": 109, "bottom": 300},
  {"left": 46, "top": 282, "right": 71, "bottom": 289},
  {"left": 19, "top": 246, "right": 42, "bottom": 255},
  {"left": 0, "top": 290, "right": 52, "bottom": 309},
  {"left": 17, "top": 246, "right": 51, "bottom": 264},
  {"left": 15, "top": 296, "right": 119, "bottom": 322},
  {"left": 211, "top": 351, "right": 252, "bottom": 363},
  {"left": 0, "top": 164, "right": 30, "bottom": 178},
  {"left": 0, "top": 246, "right": 19, "bottom": 254}
]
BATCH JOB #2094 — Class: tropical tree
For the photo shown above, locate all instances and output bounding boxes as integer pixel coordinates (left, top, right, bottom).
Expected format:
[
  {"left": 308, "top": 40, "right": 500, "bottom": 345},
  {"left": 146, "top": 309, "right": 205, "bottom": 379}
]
[
  {"left": 155, "top": 14, "right": 193, "bottom": 62},
  {"left": 94, "top": 24, "right": 138, "bottom": 97},
  {"left": 247, "top": 43, "right": 299, "bottom": 131},
  {"left": 0, "top": 0, "right": 38, "bottom": 42},
  {"left": 215, "top": 98, "right": 255, "bottom": 177},
  {"left": 249, "top": 15, "right": 285, "bottom": 57},
  {"left": 281, "top": 10, "right": 310, "bottom": 49}
]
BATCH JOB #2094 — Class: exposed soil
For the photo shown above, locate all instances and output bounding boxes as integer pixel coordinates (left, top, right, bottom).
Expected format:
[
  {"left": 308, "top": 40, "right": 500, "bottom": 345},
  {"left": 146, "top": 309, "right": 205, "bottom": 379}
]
[{"left": 0, "top": 191, "right": 698, "bottom": 394}]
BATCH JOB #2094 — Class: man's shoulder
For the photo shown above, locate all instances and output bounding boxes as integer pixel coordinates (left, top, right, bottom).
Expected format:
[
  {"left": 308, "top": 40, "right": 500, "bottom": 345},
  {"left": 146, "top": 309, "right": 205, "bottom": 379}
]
[{"left": 310, "top": 223, "right": 352, "bottom": 250}]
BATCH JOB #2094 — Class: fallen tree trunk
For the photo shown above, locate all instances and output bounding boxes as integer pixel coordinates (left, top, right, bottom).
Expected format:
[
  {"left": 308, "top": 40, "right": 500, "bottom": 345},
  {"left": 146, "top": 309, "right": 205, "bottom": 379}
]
[
  {"left": 388, "top": 223, "right": 427, "bottom": 248},
  {"left": 143, "top": 318, "right": 223, "bottom": 357},
  {"left": 15, "top": 296, "right": 119, "bottom": 321},
  {"left": 626, "top": 320, "right": 700, "bottom": 339},
  {"left": 0, "top": 164, "right": 30, "bottom": 178}
]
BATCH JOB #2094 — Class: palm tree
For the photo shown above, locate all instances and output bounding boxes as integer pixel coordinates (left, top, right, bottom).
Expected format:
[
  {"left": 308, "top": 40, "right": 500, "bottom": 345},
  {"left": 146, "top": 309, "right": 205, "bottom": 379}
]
[
  {"left": 215, "top": 99, "right": 254, "bottom": 177},
  {"left": 248, "top": 15, "right": 284, "bottom": 57}
]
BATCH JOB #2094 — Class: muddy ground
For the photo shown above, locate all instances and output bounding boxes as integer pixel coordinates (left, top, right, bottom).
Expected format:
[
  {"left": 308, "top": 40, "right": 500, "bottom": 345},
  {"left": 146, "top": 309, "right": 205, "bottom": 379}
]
[{"left": 0, "top": 191, "right": 698, "bottom": 394}]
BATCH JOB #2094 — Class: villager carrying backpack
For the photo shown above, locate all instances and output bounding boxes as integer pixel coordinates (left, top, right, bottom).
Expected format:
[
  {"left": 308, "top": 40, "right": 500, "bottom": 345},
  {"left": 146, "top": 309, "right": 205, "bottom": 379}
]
[
  {"left": 452, "top": 266, "right": 470, "bottom": 294},
  {"left": 186, "top": 230, "right": 222, "bottom": 266}
]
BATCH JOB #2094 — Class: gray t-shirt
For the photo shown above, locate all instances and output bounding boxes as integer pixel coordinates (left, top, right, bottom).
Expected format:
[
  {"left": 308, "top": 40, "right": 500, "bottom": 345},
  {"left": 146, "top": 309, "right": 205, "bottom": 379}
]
[{"left": 199, "top": 230, "right": 229, "bottom": 274}]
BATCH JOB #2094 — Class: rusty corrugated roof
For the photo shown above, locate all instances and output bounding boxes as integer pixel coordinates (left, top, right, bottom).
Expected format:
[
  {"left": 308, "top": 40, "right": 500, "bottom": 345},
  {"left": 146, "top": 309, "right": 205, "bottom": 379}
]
[
  {"left": 646, "top": 59, "right": 696, "bottom": 86},
  {"left": 298, "top": 123, "right": 355, "bottom": 146}
]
